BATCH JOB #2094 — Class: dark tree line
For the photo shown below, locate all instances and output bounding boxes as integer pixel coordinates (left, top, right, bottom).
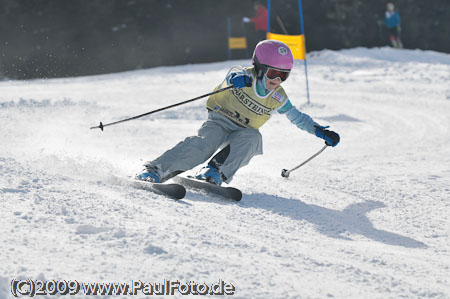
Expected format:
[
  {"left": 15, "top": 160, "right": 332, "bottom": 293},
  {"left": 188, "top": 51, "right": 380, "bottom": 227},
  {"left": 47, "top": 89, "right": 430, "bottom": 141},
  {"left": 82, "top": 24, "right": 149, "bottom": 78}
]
[{"left": 0, "top": 0, "right": 448, "bottom": 79}]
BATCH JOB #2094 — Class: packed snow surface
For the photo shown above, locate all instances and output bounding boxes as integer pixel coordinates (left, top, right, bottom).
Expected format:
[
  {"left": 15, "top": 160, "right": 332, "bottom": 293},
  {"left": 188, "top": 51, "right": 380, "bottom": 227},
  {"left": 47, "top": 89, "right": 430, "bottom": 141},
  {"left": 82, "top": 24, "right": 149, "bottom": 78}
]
[{"left": 1, "top": 47, "right": 450, "bottom": 298}]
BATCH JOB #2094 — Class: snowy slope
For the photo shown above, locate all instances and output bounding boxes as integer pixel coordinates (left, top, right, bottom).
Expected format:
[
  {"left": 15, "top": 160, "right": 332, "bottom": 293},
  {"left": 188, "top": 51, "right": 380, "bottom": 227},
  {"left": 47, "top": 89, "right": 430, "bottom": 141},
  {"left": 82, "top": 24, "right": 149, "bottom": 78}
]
[{"left": 1, "top": 47, "right": 450, "bottom": 298}]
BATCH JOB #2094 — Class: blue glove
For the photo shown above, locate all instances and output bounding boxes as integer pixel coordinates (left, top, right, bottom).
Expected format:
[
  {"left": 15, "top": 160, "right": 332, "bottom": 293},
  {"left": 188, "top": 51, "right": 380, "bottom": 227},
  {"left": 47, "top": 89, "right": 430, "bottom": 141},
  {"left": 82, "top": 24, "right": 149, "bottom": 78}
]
[
  {"left": 230, "top": 73, "right": 252, "bottom": 88},
  {"left": 314, "top": 125, "right": 340, "bottom": 147}
]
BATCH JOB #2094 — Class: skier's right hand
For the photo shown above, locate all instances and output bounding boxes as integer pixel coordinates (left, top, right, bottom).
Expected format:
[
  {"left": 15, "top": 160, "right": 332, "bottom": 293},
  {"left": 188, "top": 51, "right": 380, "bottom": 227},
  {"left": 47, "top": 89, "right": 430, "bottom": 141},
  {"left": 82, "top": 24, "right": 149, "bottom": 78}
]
[{"left": 230, "top": 73, "right": 252, "bottom": 88}]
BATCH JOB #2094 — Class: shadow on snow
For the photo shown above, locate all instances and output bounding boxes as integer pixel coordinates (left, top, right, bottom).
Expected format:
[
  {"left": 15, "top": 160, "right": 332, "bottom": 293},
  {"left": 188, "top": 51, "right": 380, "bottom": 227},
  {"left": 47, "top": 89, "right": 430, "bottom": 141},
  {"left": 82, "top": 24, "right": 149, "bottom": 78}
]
[{"left": 240, "top": 193, "right": 427, "bottom": 249}]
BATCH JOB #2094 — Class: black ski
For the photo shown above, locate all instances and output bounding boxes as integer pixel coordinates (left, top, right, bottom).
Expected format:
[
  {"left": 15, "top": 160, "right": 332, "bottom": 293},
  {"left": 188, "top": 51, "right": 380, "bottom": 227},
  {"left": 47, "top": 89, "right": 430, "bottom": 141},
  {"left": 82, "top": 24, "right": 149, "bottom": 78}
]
[
  {"left": 174, "top": 176, "right": 242, "bottom": 201},
  {"left": 131, "top": 179, "right": 186, "bottom": 200}
]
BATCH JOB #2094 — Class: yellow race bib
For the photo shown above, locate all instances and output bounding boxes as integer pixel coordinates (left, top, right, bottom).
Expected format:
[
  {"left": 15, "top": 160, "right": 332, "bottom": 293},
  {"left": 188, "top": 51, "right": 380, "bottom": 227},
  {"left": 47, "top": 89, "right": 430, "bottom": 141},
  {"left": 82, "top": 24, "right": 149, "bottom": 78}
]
[{"left": 207, "top": 67, "right": 288, "bottom": 129}]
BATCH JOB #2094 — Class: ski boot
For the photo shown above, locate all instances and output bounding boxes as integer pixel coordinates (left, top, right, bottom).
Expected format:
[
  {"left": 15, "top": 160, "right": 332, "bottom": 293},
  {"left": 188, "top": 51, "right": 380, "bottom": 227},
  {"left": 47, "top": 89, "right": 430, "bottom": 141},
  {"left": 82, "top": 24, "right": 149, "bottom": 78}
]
[
  {"left": 135, "top": 166, "right": 161, "bottom": 183},
  {"left": 195, "top": 165, "right": 223, "bottom": 185}
]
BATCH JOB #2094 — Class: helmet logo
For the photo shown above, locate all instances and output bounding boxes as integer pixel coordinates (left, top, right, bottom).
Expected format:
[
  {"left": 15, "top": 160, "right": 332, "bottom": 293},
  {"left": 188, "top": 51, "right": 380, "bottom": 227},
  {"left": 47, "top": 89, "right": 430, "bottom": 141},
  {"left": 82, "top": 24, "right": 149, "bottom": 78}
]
[{"left": 278, "top": 47, "right": 288, "bottom": 55}]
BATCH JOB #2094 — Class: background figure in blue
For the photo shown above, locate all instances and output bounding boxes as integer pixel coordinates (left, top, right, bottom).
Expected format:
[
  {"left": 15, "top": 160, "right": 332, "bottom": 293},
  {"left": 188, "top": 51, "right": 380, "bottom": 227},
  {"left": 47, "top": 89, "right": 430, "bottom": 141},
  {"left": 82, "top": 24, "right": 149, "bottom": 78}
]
[{"left": 384, "top": 2, "right": 403, "bottom": 48}]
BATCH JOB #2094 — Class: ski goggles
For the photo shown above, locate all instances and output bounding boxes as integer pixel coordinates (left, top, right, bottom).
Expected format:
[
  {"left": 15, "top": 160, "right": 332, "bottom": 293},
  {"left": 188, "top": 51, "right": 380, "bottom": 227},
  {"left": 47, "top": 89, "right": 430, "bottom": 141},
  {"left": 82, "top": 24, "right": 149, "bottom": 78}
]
[{"left": 264, "top": 67, "right": 290, "bottom": 82}]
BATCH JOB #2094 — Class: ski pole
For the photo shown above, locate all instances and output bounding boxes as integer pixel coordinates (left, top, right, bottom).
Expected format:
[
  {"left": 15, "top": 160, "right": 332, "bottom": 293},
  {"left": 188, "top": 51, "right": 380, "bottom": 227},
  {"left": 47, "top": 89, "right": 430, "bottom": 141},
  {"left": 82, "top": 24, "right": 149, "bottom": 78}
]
[
  {"left": 281, "top": 144, "right": 328, "bottom": 178},
  {"left": 90, "top": 85, "right": 234, "bottom": 131}
]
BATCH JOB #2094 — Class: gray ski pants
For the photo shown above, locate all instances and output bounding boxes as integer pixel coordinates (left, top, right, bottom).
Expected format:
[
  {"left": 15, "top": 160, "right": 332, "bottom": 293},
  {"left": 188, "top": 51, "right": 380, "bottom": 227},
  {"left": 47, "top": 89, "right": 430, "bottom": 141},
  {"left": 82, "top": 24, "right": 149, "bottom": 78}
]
[{"left": 146, "top": 111, "right": 263, "bottom": 183}]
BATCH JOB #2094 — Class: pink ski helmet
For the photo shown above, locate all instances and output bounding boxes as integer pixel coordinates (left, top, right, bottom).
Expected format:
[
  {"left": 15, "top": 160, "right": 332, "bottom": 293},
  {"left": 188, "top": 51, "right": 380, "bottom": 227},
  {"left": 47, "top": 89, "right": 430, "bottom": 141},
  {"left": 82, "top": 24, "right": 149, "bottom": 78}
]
[{"left": 252, "top": 40, "right": 294, "bottom": 73}]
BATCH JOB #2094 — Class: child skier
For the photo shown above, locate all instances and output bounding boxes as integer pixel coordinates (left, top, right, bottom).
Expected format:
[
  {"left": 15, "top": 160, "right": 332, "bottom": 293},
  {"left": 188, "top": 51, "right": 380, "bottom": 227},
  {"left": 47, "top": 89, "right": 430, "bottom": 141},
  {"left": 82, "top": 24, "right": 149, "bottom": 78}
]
[{"left": 136, "top": 40, "right": 340, "bottom": 185}]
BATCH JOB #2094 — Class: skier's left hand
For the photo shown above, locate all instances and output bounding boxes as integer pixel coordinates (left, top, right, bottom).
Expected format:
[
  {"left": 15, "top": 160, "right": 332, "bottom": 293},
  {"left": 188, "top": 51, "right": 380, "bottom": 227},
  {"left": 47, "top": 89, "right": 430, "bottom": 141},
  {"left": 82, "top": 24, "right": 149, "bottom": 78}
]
[
  {"left": 230, "top": 73, "right": 252, "bottom": 88},
  {"left": 314, "top": 125, "right": 340, "bottom": 147}
]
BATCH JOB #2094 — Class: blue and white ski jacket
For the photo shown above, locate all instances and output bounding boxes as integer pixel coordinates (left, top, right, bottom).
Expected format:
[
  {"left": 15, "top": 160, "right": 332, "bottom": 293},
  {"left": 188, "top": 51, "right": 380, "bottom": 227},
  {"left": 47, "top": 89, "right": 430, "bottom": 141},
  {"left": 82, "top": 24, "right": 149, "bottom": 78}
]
[{"left": 385, "top": 11, "right": 401, "bottom": 28}]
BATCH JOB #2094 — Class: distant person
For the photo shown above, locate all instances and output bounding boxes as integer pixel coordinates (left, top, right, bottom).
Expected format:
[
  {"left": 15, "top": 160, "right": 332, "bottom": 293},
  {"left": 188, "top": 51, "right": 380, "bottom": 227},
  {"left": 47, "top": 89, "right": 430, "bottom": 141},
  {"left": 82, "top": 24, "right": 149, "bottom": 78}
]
[
  {"left": 243, "top": 1, "right": 268, "bottom": 49},
  {"left": 136, "top": 40, "right": 339, "bottom": 185},
  {"left": 384, "top": 2, "right": 403, "bottom": 48}
]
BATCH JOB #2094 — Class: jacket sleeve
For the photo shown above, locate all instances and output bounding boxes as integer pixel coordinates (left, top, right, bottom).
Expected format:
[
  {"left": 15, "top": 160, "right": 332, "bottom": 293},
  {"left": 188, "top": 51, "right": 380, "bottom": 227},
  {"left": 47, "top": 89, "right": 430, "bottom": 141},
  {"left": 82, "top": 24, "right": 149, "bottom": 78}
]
[
  {"left": 395, "top": 12, "right": 401, "bottom": 26},
  {"left": 277, "top": 99, "right": 319, "bottom": 134}
]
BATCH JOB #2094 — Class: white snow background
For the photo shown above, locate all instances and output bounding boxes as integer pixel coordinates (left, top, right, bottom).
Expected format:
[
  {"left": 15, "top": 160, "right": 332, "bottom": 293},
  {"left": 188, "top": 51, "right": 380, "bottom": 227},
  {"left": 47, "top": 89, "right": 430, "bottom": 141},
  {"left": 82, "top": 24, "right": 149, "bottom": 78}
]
[{"left": 1, "top": 47, "right": 450, "bottom": 298}]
